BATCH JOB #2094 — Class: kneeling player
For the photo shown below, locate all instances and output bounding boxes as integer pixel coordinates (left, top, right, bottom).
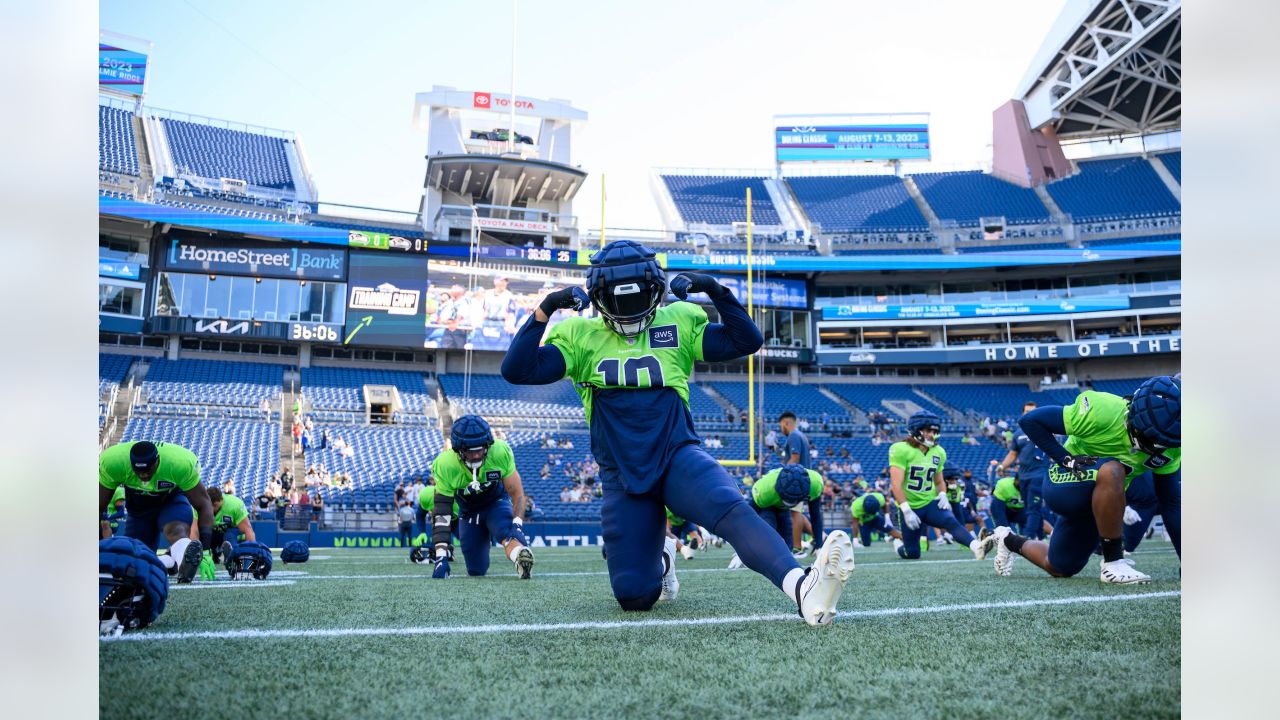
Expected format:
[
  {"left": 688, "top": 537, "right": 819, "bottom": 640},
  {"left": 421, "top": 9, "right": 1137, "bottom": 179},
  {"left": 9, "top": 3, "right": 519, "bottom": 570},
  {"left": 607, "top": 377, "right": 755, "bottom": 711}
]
[
  {"left": 501, "top": 241, "right": 854, "bottom": 625},
  {"left": 728, "top": 465, "right": 823, "bottom": 568},
  {"left": 428, "top": 416, "right": 535, "bottom": 579},
  {"left": 889, "top": 413, "right": 996, "bottom": 561},
  {"left": 666, "top": 507, "right": 700, "bottom": 560},
  {"left": 206, "top": 487, "right": 255, "bottom": 562},
  {"left": 988, "top": 475, "right": 1027, "bottom": 534},
  {"left": 99, "top": 440, "right": 214, "bottom": 583},
  {"left": 850, "top": 491, "right": 899, "bottom": 547},
  {"left": 990, "top": 376, "right": 1180, "bottom": 583}
]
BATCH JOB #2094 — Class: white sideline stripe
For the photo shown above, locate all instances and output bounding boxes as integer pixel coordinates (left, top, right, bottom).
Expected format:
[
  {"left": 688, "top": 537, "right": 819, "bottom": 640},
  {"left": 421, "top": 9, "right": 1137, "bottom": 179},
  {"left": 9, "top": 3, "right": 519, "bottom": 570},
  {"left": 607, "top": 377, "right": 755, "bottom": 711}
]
[
  {"left": 101, "top": 590, "right": 1179, "bottom": 643},
  {"left": 170, "top": 580, "right": 296, "bottom": 590}
]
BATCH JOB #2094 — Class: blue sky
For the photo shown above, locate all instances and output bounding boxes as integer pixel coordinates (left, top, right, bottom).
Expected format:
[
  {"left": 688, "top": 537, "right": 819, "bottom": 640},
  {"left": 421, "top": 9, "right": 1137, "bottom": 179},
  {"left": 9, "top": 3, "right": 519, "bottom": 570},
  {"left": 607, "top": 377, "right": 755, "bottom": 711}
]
[{"left": 101, "top": 0, "right": 1064, "bottom": 230}]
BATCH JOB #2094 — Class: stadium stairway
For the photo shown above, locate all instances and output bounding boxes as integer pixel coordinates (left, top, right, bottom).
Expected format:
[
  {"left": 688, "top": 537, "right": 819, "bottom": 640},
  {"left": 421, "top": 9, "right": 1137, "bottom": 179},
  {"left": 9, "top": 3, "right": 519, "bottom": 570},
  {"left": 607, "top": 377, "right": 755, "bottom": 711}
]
[
  {"left": 817, "top": 387, "right": 866, "bottom": 424},
  {"left": 695, "top": 382, "right": 739, "bottom": 415},
  {"left": 901, "top": 176, "right": 942, "bottom": 228},
  {"left": 1033, "top": 184, "right": 1065, "bottom": 221},
  {"left": 911, "top": 387, "right": 965, "bottom": 424},
  {"left": 279, "top": 370, "right": 300, "bottom": 475},
  {"left": 131, "top": 114, "right": 153, "bottom": 194},
  {"left": 1148, "top": 156, "right": 1181, "bottom": 202}
]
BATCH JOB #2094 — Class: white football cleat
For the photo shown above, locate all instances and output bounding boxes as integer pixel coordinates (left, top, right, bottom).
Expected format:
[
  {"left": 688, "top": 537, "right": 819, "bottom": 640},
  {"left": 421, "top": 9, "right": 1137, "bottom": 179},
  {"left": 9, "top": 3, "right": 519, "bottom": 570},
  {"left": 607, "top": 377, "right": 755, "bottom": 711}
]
[
  {"left": 679, "top": 545, "right": 696, "bottom": 561},
  {"left": 970, "top": 527, "right": 998, "bottom": 560},
  {"left": 1100, "top": 557, "right": 1151, "bottom": 584},
  {"left": 514, "top": 546, "right": 535, "bottom": 580},
  {"left": 991, "top": 526, "right": 1016, "bottom": 577},
  {"left": 795, "top": 530, "right": 855, "bottom": 626},
  {"left": 727, "top": 553, "right": 744, "bottom": 570},
  {"left": 852, "top": 538, "right": 865, "bottom": 549},
  {"left": 659, "top": 538, "right": 679, "bottom": 601}
]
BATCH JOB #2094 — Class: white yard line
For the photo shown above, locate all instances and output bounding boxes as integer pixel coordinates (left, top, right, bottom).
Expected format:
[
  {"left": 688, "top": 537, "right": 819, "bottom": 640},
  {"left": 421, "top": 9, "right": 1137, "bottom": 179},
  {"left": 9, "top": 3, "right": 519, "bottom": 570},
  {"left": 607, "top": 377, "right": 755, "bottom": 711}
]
[{"left": 102, "top": 590, "right": 1179, "bottom": 643}]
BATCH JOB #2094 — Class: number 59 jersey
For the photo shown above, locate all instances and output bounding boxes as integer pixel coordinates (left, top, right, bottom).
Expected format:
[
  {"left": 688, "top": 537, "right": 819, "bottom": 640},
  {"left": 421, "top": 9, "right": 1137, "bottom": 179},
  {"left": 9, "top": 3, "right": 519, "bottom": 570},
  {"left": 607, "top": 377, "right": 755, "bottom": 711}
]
[
  {"left": 545, "top": 301, "right": 708, "bottom": 493},
  {"left": 888, "top": 440, "right": 947, "bottom": 510}
]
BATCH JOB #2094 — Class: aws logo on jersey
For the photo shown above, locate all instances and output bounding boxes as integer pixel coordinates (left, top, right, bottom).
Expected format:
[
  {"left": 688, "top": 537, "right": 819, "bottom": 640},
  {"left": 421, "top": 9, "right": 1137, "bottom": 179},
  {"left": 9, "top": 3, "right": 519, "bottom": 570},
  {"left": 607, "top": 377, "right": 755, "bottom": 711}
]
[
  {"left": 1144, "top": 454, "right": 1171, "bottom": 470},
  {"left": 486, "top": 470, "right": 502, "bottom": 482},
  {"left": 648, "top": 324, "right": 679, "bottom": 349}
]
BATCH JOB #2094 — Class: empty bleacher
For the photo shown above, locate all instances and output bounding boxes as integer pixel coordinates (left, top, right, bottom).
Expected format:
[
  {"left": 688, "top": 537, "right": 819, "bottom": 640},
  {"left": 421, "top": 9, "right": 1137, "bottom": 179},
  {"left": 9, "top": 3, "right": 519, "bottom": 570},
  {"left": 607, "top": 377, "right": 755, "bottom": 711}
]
[
  {"left": 301, "top": 366, "right": 433, "bottom": 415},
  {"left": 120, "top": 416, "right": 280, "bottom": 497},
  {"left": 142, "top": 358, "right": 283, "bottom": 407},
  {"left": 823, "top": 384, "right": 951, "bottom": 420},
  {"left": 160, "top": 117, "right": 295, "bottom": 190},
  {"left": 911, "top": 171, "right": 1051, "bottom": 226},
  {"left": 1046, "top": 156, "right": 1180, "bottom": 223},
  {"left": 1155, "top": 151, "right": 1181, "bottom": 184},
  {"left": 704, "top": 382, "right": 847, "bottom": 422},
  {"left": 301, "top": 424, "right": 445, "bottom": 509},
  {"left": 99, "top": 105, "right": 139, "bottom": 176},
  {"left": 99, "top": 353, "right": 134, "bottom": 396},
  {"left": 661, "top": 175, "right": 781, "bottom": 225},
  {"left": 439, "top": 373, "right": 584, "bottom": 419},
  {"left": 786, "top": 175, "right": 928, "bottom": 232},
  {"left": 956, "top": 242, "right": 1070, "bottom": 253},
  {"left": 1081, "top": 233, "right": 1180, "bottom": 248},
  {"left": 921, "top": 383, "right": 1081, "bottom": 419}
]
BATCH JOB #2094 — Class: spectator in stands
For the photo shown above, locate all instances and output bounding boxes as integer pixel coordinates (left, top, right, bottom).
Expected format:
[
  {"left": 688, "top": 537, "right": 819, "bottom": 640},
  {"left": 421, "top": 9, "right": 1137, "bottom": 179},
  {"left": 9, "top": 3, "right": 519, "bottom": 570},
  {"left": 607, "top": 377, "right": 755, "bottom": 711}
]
[
  {"left": 397, "top": 501, "right": 415, "bottom": 546},
  {"left": 871, "top": 434, "right": 883, "bottom": 448},
  {"left": 560, "top": 486, "right": 571, "bottom": 503},
  {"left": 311, "top": 490, "right": 324, "bottom": 525},
  {"left": 340, "top": 440, "right": 355, "bottom": 459},
  {"left": 221, "top": 479, "right": 236, "bottom": 495},
  {"left": 275, "top": 493, "right": 289, "bottom": 523},
  {"left": 254, "top": 491, "right": 272, "bottom": 520},
  {"left": 260, "top": 397, "right": 271, "bottom": 420},
  {"left": 298, "top": 487, "right": 311, "bottom": 507},
  {"left": 288, "top": 486, "right": 301, "bottom": 506},
  {"left": 764, "top": 429, "right": 779, "bottom": 452},
  {"left": 266, "top": 476, "right": 282, "bottom": 499},
  {"left": 319, "top": 429, "right": 328, "bottom": 450},
  {"left": 798, "top": 417, "right": 811, "bottom": 433},
  {"left": 332, "top": 436, "right": 348, "bottom": 452},
  {"left": 393, "top": 481, "right": 406, "bottom": 506},
  {"left": 279, "top": 469, "right": 293, "bottom": 495},
  {"left": 850, "top": 459, "right": 862, "bottom": 475},
  {"left": 561, "top": 437, "right": 574, "bottom": 450}
]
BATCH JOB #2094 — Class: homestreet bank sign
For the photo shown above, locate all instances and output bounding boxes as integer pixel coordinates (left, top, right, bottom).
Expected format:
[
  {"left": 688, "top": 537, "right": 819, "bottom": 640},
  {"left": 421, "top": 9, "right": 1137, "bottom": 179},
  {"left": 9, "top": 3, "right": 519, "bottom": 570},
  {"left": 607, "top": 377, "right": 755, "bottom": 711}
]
[
  {"left": 819, "top": 336, "right": 1181, "bottom": 365},
  {"left": 166, "top": 237, "right": 346, "bottom": 281}
]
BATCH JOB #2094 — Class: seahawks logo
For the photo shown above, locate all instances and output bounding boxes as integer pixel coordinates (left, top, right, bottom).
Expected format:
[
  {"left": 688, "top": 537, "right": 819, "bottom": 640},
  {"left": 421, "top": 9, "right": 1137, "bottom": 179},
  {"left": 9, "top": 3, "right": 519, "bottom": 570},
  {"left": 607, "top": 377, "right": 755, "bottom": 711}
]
[{"left": 931, "top": 457, "right": 941, "bottom": 466}]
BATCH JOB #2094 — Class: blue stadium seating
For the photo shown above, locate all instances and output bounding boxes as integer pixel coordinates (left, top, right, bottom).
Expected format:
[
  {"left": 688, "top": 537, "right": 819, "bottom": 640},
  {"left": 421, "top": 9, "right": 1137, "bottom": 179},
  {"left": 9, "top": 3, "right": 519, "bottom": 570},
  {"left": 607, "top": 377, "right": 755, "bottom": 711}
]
[
  {"left": 1088, "top": 377, "right": 1150, "bottom": 397},
  {"left": 302, "top": 424, "right": 445, "bottom": 509},
  {"left": 957, "top": 242, "right": 1070, "bottom": 253},
  {"left": 1081, "top": 233, "right": 1180, "bottom": 248},
  {"left": 143, "top": 358, "right": 283, "bottom": 407},
  {"left": 160, "top": 117, "right": 295, "bottom": 190},
  {"left": 661, "top": 175, "right": 781, "bottom": 225},
  {"left": 704, "top": 382, "right": 847, "bottom": 421},
  {"left": 920, "top": 384, "right": 1080, "bottom": 419},
  {"left": 786, "top": 176, "right": 928, "bottom": 232},
  {"left": 120, "top": 417, "right": 280, "bottom": 497},
  {"left": 1046, "top": 156, "right": 1180, "bottom": 222},
  {"left": 301, "top": 367, "right": 433, "bottom": 415},
  {"left": 823, "top": 384, "right": 951, "bottom": 419},
  {"left": 911, "top": 171, "right": 1051, "bottom": 226},
  {"left": 832, "top": 247, "right": 944, "bottom": 256},
  {"left": 99, "top": 106, "right": 139, "bottom": 176},
  {"left": 439, "top": 374, "right": 583, "bottom": 419},
  {"left": 99, "top": 353, "right": 134, "bottom": 395},
  {"left": 1156, "top": 152, "right": 1181, "bottom": 184}
]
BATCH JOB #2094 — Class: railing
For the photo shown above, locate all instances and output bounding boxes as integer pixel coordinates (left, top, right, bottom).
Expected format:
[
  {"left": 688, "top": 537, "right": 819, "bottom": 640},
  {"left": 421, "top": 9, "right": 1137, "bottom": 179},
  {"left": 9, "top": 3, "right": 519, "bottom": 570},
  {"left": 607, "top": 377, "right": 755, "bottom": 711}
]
[{"left": 436, "top": 203, "right": 577, "bottom": 231}]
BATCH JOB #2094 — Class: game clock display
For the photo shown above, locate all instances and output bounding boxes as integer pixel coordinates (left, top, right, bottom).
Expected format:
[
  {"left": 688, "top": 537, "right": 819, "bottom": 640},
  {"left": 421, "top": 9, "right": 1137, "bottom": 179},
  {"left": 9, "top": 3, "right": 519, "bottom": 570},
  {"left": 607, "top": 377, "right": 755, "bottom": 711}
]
[{"left": 289, "top": 322, "right": 341, "bottom": 343}]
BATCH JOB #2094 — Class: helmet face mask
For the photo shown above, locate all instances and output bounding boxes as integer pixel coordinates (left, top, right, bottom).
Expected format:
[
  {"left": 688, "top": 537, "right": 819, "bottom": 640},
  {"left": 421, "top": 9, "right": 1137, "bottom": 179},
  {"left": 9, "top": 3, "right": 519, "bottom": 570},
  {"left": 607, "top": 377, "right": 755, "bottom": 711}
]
[
  {"left": 450, "top": 415, "right": 495, "bottom": 470},
  {"left": 586, "top": 240, "right": 666, "bottom": 339},
  {"left": 593, "top": 280, "right": 663, "bottom": 338},
  {"left": 907, "top": 412, "right": 943, "bottom": 448},
  {"left": 457, "top": 444, "right": 491, "bottom": 470}
]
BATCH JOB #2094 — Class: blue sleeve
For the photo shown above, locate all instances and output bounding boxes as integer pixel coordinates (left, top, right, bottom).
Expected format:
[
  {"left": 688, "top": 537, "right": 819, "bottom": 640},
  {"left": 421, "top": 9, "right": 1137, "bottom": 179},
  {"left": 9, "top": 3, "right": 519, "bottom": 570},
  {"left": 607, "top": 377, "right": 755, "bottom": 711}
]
[
  {"left": 701, "top": 292, "right": 764, "bottom": 362},
  {"left": 1018, "top": 406, "right": 1070, "bottom": 464},
  {"left": 500, "top": 315, "right": 567, "bottom": 385}
]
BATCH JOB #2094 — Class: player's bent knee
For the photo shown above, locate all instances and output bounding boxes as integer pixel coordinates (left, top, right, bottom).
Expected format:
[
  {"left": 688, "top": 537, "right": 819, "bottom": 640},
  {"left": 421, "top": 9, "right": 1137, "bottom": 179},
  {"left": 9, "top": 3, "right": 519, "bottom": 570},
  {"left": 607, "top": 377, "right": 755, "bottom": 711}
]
[
  {"left": 467, "top": 569, "right": 488, "bottom": 577},
  {"left": 161, "top": 523, "right": 189, "bottom": 542},
  {"left": 616, "top": 589, "right": 661, "bottom": 612}
]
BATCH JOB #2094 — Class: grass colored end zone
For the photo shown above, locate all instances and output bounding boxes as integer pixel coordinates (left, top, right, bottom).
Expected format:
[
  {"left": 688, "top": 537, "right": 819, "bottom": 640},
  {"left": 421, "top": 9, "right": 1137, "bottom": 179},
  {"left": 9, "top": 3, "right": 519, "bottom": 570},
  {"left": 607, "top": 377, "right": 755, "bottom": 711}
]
[{"left": 100, "top": 543, "right": 1180, "bottom": 719}]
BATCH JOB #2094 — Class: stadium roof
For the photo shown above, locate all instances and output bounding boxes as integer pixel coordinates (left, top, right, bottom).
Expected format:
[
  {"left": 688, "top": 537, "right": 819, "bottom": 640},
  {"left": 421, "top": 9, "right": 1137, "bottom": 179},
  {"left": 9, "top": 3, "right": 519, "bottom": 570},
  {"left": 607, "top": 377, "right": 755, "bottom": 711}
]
[{"left": 1017, "top": 0, "right": 1180, "bottom": 138}]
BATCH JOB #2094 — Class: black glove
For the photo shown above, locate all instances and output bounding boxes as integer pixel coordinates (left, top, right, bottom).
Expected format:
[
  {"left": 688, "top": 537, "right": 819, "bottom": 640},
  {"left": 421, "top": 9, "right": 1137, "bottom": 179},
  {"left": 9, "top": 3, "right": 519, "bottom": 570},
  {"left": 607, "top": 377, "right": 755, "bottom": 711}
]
[
  {"left": 538, "top": 286, "right": 589, "bottom": 316},
  {"left": 669, "top": 273, "right": 729, "bottom": 300},
  {"left": 1060, "top": 454, "right": 1098, "bottom": 480}
]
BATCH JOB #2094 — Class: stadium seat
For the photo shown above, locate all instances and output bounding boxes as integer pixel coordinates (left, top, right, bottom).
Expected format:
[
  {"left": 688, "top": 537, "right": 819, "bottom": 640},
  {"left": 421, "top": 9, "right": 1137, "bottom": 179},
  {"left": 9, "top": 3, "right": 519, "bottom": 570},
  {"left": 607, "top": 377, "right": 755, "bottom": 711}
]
[
  {"left": 910, "top": 171, "right": 1051, "bottom": 226},
  {"left": 99, "top": 106, "right": 139, "bottom": 176},
  {"left": 660, "top": 175, "right": 781, "bottom": 225},
  {"left": 786, "top": 175, "right": 928, "bottom": 232},
  {"left": 1046, "top": 156, "right": 1180, "bottom": 223},
  {"left": 160, "top": 117, "right": 295, "bottom": 190}
]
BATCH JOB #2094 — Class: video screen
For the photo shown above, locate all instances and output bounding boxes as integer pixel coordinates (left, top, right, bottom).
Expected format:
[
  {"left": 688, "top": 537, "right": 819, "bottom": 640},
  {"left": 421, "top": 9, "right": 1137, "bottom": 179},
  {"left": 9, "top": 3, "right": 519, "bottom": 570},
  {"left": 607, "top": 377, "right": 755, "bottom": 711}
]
[{"left": 424, "top": 263, "right": 588, "bottom": 351}]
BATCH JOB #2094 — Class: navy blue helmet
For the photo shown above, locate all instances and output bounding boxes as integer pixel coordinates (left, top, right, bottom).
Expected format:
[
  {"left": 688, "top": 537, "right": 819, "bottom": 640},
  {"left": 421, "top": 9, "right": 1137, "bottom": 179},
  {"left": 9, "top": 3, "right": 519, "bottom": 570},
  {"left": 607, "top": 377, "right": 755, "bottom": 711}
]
[
  {"left": 281, "top": 540, "right": 310, "bottom": 564},
  {"left": 99, "top": 537, "right": 169, "bottom": 634},
  {"left": 907, "top": 411, "right": 943, "bottom": 447},
  {"left": 129, "top": 441, "right": 160, "bottom": 478},
  {"left": 1128, "top": 375, "right": 1181, "bottom": 454},
  {"left": 861, "top": 493, "right": 882, "bottom": 516},
  {"left": 451, "top": 415, "right": 494, "bottom": 469},
  {"left": 776, "top": 465, "right": 812, "bottom": 507},
  {"left": 225, "top": 541, "right": 273, "bottom": 580},
  {"left": 586, "top": 240, "right": 666, "bottom": 338}
]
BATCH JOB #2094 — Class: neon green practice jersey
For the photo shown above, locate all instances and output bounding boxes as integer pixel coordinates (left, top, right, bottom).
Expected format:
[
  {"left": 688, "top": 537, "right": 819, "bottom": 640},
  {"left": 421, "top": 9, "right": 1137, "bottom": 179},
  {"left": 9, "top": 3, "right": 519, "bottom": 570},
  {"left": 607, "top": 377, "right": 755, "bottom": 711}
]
[
  {"left": 430, "top": 439, "right": 516, "bottom": 506},
  {"left": 1056, "top": 391, "right": 1182, "bottom": 488},
  {"left": 851, "top": 491, "right": 886, "bottom": 523},
  {"left": 417, "top": 485, "right": 460, "bottom": 515},
  {"left": 889, "top": 440, "right": 946, "bottom": 510},
  {"left": 213, "top": 494, "right": 249, "bottom": 531},
  {"left": 751, "top": 467, "right": 823, "bottom": 510},
  {"left": 99, "top": 441, "right": 200, "bottom": 512},
  {"left": 993, "top": 477, "right": 1025, "bottom": 508}
]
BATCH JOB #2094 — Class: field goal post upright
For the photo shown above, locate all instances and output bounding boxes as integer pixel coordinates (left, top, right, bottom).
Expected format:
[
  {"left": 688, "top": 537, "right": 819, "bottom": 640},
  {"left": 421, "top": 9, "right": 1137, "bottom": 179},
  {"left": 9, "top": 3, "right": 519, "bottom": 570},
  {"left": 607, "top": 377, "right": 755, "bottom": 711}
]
[{"left": 719, "top": 186, "right": 759, "bottom": 469}]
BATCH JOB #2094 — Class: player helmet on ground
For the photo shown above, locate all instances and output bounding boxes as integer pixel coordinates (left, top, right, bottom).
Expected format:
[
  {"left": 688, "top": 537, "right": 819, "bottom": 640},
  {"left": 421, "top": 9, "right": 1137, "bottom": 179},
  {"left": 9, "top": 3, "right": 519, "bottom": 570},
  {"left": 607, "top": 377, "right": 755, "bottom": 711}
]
[
  {"left": 586, "top": 240, "right": 666, "bottom": 338},
  {"left": 776, "top": 465, "right": 811, "bottom": 507},
  {"left": 99, "top": 537, "right": 169, "bottom": 634},
  {"left": 410, "top": 545, "right": 432, "bottom": 564},
  {"left": 1127, "top": 375, "right": 1181, "bottom": 454},
  {"left": 451, "top": 415, "right": 494, "bottom": 469},
  {"left": 225, "top": 541, "right": 273, "bottom": 580},
  {"left": 907, "top": 412, "right": 943, "bottom": 447},
  {"left": 281, "top": 540, "right": 310, "bottom": 564},
  {"left": 129, "top": 441, "right": 160, "bottom": 479}
]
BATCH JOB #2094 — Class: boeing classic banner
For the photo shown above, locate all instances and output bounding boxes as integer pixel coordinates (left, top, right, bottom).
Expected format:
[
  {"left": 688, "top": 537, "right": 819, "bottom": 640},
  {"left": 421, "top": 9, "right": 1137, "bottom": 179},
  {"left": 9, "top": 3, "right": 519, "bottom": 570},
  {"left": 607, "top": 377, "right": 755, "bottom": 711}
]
[
  {"left": 820, "top": 296, "right": 1131, "bottom": 320},
  {"left": 163, "top": 234, "right": 346, "bottom": 281},
  {"left": 776, "top": 124, "right": 930, "bottom": 161},
  {"left": 99, "top": 43, "right": 148, "bottom": 95}
]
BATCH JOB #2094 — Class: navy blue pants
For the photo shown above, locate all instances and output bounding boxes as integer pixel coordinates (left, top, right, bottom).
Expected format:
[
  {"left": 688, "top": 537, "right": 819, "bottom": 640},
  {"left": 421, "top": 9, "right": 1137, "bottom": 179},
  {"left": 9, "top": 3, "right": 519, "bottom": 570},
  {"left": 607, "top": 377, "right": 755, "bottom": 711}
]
[
  {"left": 601, "top": 443, "right": 799, "bottom": 610},
  {"left": 211, "top": 525, "right": 243, "bottom": 561},
  {"left": 1123, "top": 471, "right": 1160, "bottom": 552},
  {"left": 857, "top": 515, "right": 887, "bottom": 546},
  {"left": 458, "top": 497, "right": 527, "bottom": 576},
  {"left": 754, "top": 506, "right": 794, "bottom": 548},
  {"left": 415, "top": 507, "right": 428, "bottom": 540},
  {"left": 951, "top": 502, "right": 978, "bottom": 528},
  {"left": 989, "top": 498, "right": 1027, "bottom": 533},
  {"left": 670, "top": 520, "right": 698, "bottom": 543},
  {"left": 891, "top": 499, "right": 974, "bottom": 559},
  {"left": 1150, "top": 468, "right": 1181, "bottom": 557},
  {"left": 1043, "top": 461, "right": 1119, "bottom": 577},
  {"left": 122, "top": 494, "right": 193, "bottom": 552},
  {"left": 1019, "top": 471, "right": 1054, "bottom": 539}
]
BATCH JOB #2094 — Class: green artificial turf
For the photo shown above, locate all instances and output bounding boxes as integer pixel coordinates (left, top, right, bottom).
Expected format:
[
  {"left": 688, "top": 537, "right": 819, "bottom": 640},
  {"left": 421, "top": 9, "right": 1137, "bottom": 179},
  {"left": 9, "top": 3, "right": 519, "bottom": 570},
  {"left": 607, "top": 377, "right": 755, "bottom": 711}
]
[{"left": 100, "top": 542, "right": 1180, "bottom": 719}]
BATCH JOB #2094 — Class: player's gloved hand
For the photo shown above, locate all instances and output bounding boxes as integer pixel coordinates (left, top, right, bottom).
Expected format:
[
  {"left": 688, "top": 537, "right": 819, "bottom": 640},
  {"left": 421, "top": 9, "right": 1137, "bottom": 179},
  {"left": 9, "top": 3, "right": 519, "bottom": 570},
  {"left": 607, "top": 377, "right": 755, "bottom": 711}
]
[
  {"left": 1123, "top": 505, "right": 1141, "bottom": 526},
  {"left": 936, "top": 492, "right": 952, "bottom": 512},
  {"left": 199, "top": 551, "right": 216, "bottom": 581},
  {"left": 669, "top": 273, "right": 729, "bottom": 300},
  {"left": 1060, "top": 454, "right": 1098, "bottom": 480},
  {"left": 538, "top": 286, "right": 589, "bottom": 317},
  {"left": 898, "top": 501, "right": 921, "bottom": 530},
  {"left": 431, "top": 558, "right": 450, "bottom": 579}
]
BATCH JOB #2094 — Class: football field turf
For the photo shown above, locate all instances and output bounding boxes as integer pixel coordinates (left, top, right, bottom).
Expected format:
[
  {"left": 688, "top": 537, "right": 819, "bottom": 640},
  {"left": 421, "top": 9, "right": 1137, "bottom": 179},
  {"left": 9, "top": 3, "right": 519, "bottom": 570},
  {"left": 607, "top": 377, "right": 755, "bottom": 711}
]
[{"left": 100, "top": 541, "right": 1181, "bottom": 719}]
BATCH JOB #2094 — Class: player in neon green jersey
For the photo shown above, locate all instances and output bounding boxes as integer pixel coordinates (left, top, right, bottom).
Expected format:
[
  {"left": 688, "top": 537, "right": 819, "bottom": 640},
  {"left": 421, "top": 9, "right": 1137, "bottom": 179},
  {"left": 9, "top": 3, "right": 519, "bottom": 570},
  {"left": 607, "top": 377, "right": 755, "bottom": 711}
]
[
  {"left": 850, "top": 491, "right": 900, "bottom": 548},
  {"left": 427, "top": 416, "right": 534, "bottom": 579},
  {"left": 665, "top": 507, "right": 702, "bottom": 560},
  {"left": 205, "top": 487, "right": 256, "bottom": 562},
  {"left": 98, "top": 440, "right": 214, "bottom": 583},
  {"left": 889, "top": 412, "right": 997, "bottom": 561},
  {"left": 727, "top": 466, "right": 825, "bottom": 567},
  {"left": 989, "top": 377, "right": 1181, "bottom": 584},
  {"left": 502, "top": 240, "right": 855, "bottom": 625},
  {"left": 989, "top": 476, "right": 1027, "bottom": 532}
]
